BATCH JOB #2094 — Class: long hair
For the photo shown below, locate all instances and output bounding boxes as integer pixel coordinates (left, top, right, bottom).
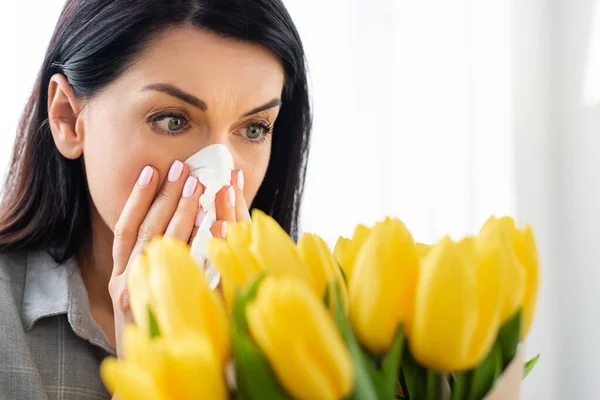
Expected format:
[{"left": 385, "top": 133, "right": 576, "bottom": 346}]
[{"left": 0, "top": 0, "right": 311, "bottom": 262}]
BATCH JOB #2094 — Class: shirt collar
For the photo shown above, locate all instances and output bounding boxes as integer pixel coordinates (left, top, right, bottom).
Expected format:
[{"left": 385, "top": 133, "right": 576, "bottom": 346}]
[{"left": 21, "top": 251, "right": 116, "bottom": 355}]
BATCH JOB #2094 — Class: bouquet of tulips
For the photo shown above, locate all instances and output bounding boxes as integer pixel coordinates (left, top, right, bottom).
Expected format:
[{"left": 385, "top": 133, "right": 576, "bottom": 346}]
[{"left": 101, "top": 211, "right": 539, "bottom": 400}]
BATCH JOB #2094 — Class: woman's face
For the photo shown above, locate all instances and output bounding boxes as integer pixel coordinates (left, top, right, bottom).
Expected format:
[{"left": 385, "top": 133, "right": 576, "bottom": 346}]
[{"left": 76, "top": 27, "right": 284, "bottom": 231}]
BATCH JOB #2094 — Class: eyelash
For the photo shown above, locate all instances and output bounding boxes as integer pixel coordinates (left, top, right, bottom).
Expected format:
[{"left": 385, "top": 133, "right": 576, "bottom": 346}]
[
  {"left": 241, "top": 121, "right": 274, "bottom": 144},
  {"left": 148, "top": 111, "right": 274, "bottom": 144}
]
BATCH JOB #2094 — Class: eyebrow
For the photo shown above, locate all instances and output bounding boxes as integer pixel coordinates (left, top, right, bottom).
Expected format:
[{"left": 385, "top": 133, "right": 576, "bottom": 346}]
[
  {"left": 143, "top": 83, "right": 282, "bottom": 117},
  {"left": 143, "top": 83, "right": 207, "bottom": 111},
  {"left": 242, "top": 98, "right": 282, "bottom": 117}
]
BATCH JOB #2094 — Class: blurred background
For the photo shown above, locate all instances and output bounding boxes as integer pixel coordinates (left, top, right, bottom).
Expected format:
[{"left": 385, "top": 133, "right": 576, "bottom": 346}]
[{"left": 2, "top": 0, "right": 600, "bottom": 398}]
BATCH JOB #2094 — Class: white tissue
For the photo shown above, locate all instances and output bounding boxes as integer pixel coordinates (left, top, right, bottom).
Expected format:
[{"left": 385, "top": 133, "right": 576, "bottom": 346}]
[{"left": 185, "top": 144, "right": 234, "bottom": 288}]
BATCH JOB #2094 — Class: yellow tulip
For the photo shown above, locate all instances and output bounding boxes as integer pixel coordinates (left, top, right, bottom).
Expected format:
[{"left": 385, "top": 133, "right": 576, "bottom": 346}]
[
  {"left": 101, "top": 325, "right": 166, "bottom": 400},
  {"left": 162, "top": 334, "right": 228, "bottom": 400},
  {"left": 464, "top": 234, "right": 505, "bottom": 366},
  {"left": 129, "top": 236, "right": 230, "bottom": 366},
  {"left": 250, "top": 209, "right": 313, "bottom": 284},
  {"left": 297, "top": 233, "right": 348, "bottom": 308},
  {"left": 334, "top": 223, "right": 371, "bottom": 281},
  {"left": 209, "top": 210, "right": 330, "bottom": 306},
  {"left": 246, "top": 276, "right": 354, "bottom": 400},
  {"left": 207, "top": 222, "right": 261, "bottom": 309},
  {"left": 514, "top": 224, "right": 539, "bottom": 338},
  {"left": 128, "top": 253, "right": 152, "bottom": 335},
  {"left": 410, "top": 237, "right": 479, "bottom": 372},
  {"left": 101, "top": 325, "right": 227, "bottom": 400},
  {"left": 479, "top": 217, "right": 536, "bottom": 337},
  {"left": 349, "top": 218, "right": 419, "bottom": 355}
]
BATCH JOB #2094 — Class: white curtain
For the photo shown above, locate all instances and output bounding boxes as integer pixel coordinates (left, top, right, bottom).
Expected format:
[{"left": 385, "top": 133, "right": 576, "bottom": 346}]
[{"left": 287, "top": 0, "right": 514, "bottom": 246}]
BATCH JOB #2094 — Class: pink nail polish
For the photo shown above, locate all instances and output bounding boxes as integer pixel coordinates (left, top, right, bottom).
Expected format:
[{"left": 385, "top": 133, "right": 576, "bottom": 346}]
[
  {"left": 182, "top": 177, "right": 198, "bottom": 198},
  {"left": 168, "top": 160, "right": 183, "bottom": 182},
  {"left": 227, "top": 186, "right": 236, "bottom": 208},
  {"left": 236, "top": 170, "right": 244, "bottom": 191},
  {"left": 138, "top": 166, "right": 153, "bottom": 187},
  {"left": 221, "top": 221, "right": 227, "bottom": 239},
  {"left": 195, "top": 208, "right": 206, "bottom": 227}
]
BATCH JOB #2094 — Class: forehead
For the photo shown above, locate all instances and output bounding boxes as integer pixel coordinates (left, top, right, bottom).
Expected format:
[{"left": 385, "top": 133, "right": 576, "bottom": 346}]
[{"left": 117, "top": 27, "right": 285, "bottom": 108}]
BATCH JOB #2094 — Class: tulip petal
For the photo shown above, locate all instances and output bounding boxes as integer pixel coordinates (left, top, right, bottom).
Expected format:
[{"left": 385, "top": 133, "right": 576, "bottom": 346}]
[
  {"left": 410, "top": 237, "right": 478, "bottom": 372},
  {"left": 100, "top": 358, "right": 166, "bottom": 400},
  {"left": 298, "top": 233, "right": 348, "bottom": 307},
  {"left": 207, "top": 237, "right": 247, "bottom": 310},
  {"left": 246, "top": 277, "right": 354, "bottom": 400},
  {"left": 128, "top": 253, "right": 152, "bottom": 335},
  {"left": 349, "top": 219, "right": 418, "bottom": 355},
  {"left": 163, "top": 334, "right": 228, "bottom": 400},
  {"left": 334, "top": 224, "right": 371, "bottom": 281},
  {"left": 250, "top": 210, "right": 312, "bottom": 285},
  {"left": 146, "top": 237, "right": 230, "bottom": 365},
  {"left": 514, "top": 225, "right": 539, "bottom": 339}
]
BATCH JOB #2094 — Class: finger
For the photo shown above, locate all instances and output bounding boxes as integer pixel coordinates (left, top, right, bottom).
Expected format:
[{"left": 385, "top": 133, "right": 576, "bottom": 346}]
[
  {"left": 232, "top": 169, "right": 251, "bottom": 222},
  {"left": 215, "top": 183, "right": 236, "bottom": 223},
  {"left": 165, "top": 179, "right": 204, "bottom": 243},
  {"left": 210, "top": 220, "right": 228, "bottom": 239},
  {"left": 131, "top": 160, "right": 189, "bottom": 256},
  {"left": 112, "top": 166, "right": 159, "bottom": 277}
]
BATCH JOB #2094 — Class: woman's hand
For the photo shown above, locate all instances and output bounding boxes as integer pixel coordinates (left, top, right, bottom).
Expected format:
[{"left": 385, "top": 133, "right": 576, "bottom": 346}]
[{"left": 108, "top": 160, "right": 250, "bottom": 357}]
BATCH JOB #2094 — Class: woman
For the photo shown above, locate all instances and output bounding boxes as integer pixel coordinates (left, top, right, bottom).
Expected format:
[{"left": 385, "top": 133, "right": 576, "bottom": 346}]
[{"left": 0, "top": 0, "right": 311, "bottom": 398}]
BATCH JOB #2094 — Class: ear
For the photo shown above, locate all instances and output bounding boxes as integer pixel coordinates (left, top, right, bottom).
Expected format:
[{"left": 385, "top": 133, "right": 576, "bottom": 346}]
[{"left": 48, "top": 74, "right": 85, "bottom": 160}]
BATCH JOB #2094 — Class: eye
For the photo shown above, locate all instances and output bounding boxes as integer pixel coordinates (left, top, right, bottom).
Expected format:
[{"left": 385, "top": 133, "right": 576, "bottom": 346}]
[
  {"left": 240, "top": 122, "right": 273, "bottom": 144},
  {"left": 245, "top": 124, "right": 265, "bottom": 140},
  {"left": 149, "top": 112, "right": 190, "bottom": 135}
]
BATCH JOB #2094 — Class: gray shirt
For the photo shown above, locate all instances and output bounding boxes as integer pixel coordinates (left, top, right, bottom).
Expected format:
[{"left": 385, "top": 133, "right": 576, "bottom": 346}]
[{"left": 0, "top": 251, "right": 115, "bottom": 399}]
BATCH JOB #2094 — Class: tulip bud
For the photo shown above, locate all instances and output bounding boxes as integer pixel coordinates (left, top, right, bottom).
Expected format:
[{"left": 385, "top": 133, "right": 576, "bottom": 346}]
[
  {"left": 145, "top": 237, "right": 230, "bottom": 365},
  {"left": 246, "top": 276, "right": 354, "bottom": 400},
  {"left": 410, "top": 237, "right": 478, "bottom": 372},
  {"left": 250, "top": 210, "right": 313, "bottom": 285},
  {"left": 162, "top": 334, "right": 228, "bottom": 400},
  {"left": 349, "top": 218, "right": 419, "bottom": 355},
  {"left": 128, "top": 253, "right": 152, "bottom": 335},
  {"left": 479, "top": 218, "right": 527, "bottom": 326},
  {"left": 334, "top": 223, "right": 371, "bottom": 281},
  {"left": 297, "top": 233, "right": 348, "bottom": 308}
]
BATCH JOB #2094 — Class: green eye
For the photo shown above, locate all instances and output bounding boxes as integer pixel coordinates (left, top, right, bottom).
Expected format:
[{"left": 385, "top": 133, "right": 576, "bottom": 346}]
[
  {"left": 246, "top": 124, "right": 264, "bottom": 140},
  {"left": 150, "top": 112, "right": 189, "bottom": 135},
  {"left": 167, "top": 117, "right": 184, "bottom": 131}
]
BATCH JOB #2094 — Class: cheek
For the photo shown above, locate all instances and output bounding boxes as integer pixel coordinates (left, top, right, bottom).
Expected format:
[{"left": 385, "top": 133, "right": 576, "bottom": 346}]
[
  {"left": 83, "top": 136, "right": 152, "bottom": 231},
  {"left": 235, "top": 145, "right": 271, "bottom": 205}
]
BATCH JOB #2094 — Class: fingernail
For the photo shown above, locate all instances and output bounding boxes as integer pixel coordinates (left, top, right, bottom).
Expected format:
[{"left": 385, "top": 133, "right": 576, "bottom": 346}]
[
  {"left": 227, "top": 186, "right": 236, "bottom": 208},
  {"left": 221, "top": 221, "right": 227, "bottom": 239},
  {"left": 168, "top": 160, "right": 183, "bottom": 182},
  {"left": 182, "top": 177, "right": 198, "bottom": 198},
  {"left": 138, "top": 166, "right": 153, "bottom": 187},
  {"left": 236, "top": 169, "right": 244, "bottom": 191},
  {"left": 195, "top": 208, "right": 206, "bottom": 227}
]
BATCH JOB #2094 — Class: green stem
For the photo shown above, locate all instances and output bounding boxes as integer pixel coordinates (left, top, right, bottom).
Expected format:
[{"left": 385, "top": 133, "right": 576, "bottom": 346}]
[{"left": 436, "top": 373, "right": 450, "bottom": 400}]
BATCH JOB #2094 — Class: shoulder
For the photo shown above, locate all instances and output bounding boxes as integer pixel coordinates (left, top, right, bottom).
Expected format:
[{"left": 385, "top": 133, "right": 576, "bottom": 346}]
[{"left": 0, "top": 252, "right": 28, "bottom": 303}]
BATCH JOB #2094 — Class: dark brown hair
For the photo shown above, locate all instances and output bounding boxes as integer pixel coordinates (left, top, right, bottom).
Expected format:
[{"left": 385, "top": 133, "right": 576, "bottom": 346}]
[{"left": 0, "top": 0, "right": 311, "bottom": 262}]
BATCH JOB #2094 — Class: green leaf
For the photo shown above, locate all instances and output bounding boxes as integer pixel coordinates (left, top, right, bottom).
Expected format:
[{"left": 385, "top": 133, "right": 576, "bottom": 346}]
[
  {"left": 379, "top": 327, "right": 404, "bottom": 399},
  {"left": 230, "top": 272, "right": 291, "bottom": 400},
  {"left": 331, "top": 283, "right": 378, "bottom": 400},
  {"left": 496, "top": 310, "right": 522, "bottom": 368},
  {"left": 401, "top": 346, "right": 426, "bottom": 400},
  {"left": 523, "top": 354, "right": 540, "bottom": 379},
  {"left": 232, "top": 272, "right": 266, "bottom": 334},
  {"left": 450, "top": 372, "right": 469, "bottom": 400},
  {"left": 468, "top": 344, "right": 503, "bottom": 400},
  {"left": 232, "top": 323, "right": 291, "bottom": 400},
  {"left": 147, "top": 307, "right": 160, "bottom": 339},
  {"left": 425, "top": 370, "right": 437, "bottom": 400}
]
